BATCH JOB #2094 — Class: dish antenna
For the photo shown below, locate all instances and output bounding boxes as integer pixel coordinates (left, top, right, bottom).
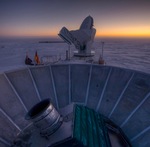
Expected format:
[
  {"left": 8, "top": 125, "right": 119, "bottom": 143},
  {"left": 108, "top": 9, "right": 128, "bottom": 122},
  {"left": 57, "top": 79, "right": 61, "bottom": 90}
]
[{"left": 58, "top": 16, "right": 96, "bottom": 57}]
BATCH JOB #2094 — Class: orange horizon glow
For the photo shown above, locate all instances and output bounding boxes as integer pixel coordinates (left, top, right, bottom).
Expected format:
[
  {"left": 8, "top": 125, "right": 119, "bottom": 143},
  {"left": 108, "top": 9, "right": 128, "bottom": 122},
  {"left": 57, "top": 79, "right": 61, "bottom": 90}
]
[
  {"left": 96, "top": 25, "right": 150, "bottom": 38},
  {"left": 96, "top": 33, "right": 150, "bottom": 38},
  {"left": 1, "top": 26, "right": 150, "bottom": 38},
  {"left": 1, "top": 32, "right": 150, "bottom": 38}
]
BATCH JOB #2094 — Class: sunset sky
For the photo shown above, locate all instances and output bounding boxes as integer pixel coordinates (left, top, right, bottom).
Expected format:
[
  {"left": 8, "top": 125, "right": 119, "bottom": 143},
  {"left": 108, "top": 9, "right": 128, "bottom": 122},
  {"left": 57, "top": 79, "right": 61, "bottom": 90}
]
[{"left": 0, "top": 0, "right": 150, "bottom": 38}]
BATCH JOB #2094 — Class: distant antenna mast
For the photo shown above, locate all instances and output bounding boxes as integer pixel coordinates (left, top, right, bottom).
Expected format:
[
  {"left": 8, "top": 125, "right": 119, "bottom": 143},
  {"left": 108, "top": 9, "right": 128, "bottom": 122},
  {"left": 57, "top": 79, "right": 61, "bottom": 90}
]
[
  {"left": 98, "top": 41, "right": 105, "bottom": 64},
  {"left": 68, "top": 44, "right": 71, "bottom": 60},
  {"left": 101, "top": 41, "right": 104, "bottom": 59}
]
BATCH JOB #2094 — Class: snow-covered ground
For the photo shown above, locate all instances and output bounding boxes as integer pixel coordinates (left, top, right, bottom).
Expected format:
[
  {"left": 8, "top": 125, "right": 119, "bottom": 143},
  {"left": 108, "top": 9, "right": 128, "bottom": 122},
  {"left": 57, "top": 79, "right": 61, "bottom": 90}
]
[{"left": 0, "top": 37, "right": 150, "bottom": 74}]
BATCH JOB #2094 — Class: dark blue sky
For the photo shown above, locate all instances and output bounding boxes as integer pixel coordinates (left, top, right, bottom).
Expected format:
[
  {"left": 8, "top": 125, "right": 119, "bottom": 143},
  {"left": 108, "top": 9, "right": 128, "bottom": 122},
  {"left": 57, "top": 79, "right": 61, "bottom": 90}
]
[{"left": 0, "top": 0, "right": 150, "bottom": 37}]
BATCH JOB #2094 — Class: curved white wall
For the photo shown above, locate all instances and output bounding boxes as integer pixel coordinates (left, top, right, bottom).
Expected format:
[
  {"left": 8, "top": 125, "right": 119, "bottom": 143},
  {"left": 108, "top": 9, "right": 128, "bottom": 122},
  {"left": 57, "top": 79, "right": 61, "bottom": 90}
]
[{"left": 0, "top": 64, "right": 150, "bottom": 147}]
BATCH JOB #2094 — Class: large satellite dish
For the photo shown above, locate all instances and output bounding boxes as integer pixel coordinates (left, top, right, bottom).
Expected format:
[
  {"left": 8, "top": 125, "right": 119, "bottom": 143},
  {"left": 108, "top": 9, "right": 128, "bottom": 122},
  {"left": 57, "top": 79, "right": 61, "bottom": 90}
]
[{"left": 58, "top": 16, "right": 96, "bottom": 57}]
